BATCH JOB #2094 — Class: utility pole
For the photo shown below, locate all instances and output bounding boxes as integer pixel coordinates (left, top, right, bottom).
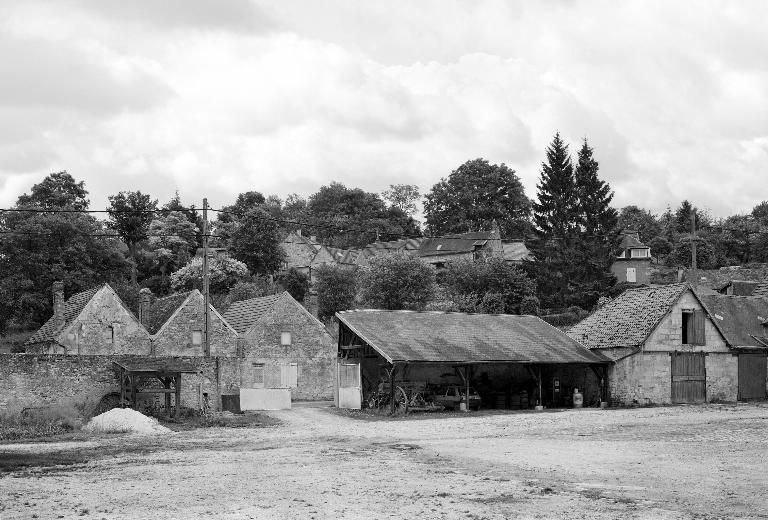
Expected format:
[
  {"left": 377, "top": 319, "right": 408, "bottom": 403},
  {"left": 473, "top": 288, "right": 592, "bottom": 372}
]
[
  {"left": 202, "top": 198, "right": 210, "bottom": 356},
  {"left": 690, "top": 209, "right": 697, "bottom": 271}
]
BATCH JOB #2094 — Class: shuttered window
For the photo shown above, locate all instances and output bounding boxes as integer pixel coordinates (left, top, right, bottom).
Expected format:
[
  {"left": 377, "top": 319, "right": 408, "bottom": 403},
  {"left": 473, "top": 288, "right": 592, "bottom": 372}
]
[
  {"left": 682, "top": 310, "right": 706, "bottom": 345},
  {"left": 280, "top": 363, "right": 298, "bottom": 388}
]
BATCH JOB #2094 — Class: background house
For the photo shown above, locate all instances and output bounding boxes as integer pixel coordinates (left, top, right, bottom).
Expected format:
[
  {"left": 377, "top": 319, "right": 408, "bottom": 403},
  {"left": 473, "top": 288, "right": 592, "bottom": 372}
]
[
  {"left": 568, "top": 283, "right": 743, "bottom": 405},
  {"left": 610, "top": 229, "right": 652, "bottom": 284}
]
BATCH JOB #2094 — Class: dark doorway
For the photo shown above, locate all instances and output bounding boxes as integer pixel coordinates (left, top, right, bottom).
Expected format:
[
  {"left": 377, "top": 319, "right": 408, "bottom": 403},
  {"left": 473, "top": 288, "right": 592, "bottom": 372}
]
[{"left": 738, "top": 353, "right": 767, "bottom": 401}]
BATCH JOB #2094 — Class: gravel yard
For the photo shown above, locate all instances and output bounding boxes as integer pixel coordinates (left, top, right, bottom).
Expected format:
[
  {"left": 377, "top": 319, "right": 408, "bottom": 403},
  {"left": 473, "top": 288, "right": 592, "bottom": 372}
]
[{"left": 2, "top": 402, "right": 767, "bottom": 519}]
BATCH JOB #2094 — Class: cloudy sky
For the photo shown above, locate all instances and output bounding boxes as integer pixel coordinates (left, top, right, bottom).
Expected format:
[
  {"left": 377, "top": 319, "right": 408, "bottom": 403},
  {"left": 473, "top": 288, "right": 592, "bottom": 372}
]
[{"left": 1, "top": 1, "right": 767, "bottom": 219}]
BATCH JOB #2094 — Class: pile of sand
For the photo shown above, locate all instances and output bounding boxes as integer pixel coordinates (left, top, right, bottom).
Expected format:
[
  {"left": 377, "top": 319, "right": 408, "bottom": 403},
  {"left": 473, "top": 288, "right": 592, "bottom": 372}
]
[{"left": 84, "top": 408, "right": 172, "bottom": 435}]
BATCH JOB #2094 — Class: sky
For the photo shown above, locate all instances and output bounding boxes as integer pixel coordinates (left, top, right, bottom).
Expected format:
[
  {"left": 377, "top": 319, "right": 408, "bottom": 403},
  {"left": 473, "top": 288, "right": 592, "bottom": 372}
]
[{"left": 1, "top": 0, "right": 767, "bottom": 220}]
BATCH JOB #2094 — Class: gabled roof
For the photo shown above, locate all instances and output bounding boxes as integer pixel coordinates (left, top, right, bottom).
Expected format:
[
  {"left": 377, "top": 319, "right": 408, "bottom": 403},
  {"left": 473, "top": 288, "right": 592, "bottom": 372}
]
[
  {"left": 568, "top": 283, "right": 694, "bottom": 350},
  {"left": 222, "top": 293, "right": 283, "bottom": 334},
  {"left": 418, "top": 237, "right": 487, "bottom": 257},
  {"left": 25, "top": 286, "right": 102, "bottom": 345},
  {"left": 619, "top": 233, "right": 648, "bottom": 250},
  {"left": 144, "top": 291, "right": 193, "bottom": 335},
  {"left": 698, "top": 295, "right": 768, "bottom": 348},
  {"left": 754, "top": 277, "right": 768, "bottom": 298},
  {"left": 336, "top": 310, "right": 605, "bottom": 364},
  {"left": 717, "top": 280, "right": 760, "bottom": 296}
]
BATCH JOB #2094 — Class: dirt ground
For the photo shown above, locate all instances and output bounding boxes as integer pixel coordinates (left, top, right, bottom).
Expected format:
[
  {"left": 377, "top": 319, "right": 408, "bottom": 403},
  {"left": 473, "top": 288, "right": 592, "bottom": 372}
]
[{"left": 2, "top": 402, "right": 768, "bottom": 520}]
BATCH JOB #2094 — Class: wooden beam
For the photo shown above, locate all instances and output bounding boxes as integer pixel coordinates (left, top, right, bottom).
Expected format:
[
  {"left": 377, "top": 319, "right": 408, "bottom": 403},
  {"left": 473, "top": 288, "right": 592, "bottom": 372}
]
[{"left": 174, "top": 374, "right": 181, "bottom": 418}]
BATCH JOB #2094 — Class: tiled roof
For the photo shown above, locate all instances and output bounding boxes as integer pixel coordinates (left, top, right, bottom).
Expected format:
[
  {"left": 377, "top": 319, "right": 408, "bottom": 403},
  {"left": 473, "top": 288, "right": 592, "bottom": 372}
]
[
  {"left": 698, "top": 295, "right": 768, "bottom": 347},
  {"left": 336, "top": 310, "right": 605, "bottom": 364},
  {"left": 717, "top": 280, "right": 760, "bottom": 296},
  {"left": 619, "top": 233, "right": 648, "bottom": 249},
  {"left": 145, "top": 291, "right": 192, "bottom": 334},
  {"left": 222, "top": 293, "right": 283, "bottom": 334},
  {"left": 418, "top": 238, "right": 486, "bottom": 257},
  {"left": 754, "top": 277, "right": 768, "bottom": 297},
  {"left": 568, "top": 283, "right": 690, "bottom": 350},
  {"left": 25, "top": 286, "right": 101, "bottom": 345}
]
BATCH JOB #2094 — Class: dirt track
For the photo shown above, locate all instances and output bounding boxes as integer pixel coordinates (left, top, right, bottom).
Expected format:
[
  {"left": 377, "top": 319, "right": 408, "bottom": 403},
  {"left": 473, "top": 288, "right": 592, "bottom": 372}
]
[{"left": 2, "top": 402, "right": 768, "bottom": 519}]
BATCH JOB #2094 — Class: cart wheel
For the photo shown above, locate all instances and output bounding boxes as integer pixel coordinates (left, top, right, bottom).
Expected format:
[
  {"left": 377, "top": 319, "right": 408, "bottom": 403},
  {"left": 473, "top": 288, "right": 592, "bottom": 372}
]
[
  {"left": 367, "top": 395, "right": 379, "bottom": 410},
  {"left": 395, "top": 386, "right": 408, "bottom": 414}
]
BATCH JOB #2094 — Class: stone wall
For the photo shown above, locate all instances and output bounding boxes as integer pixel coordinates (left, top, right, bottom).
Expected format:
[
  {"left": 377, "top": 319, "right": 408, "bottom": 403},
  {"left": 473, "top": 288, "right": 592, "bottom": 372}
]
[
  {"left": 610, "top": 259, "right": 652, "bottom": 284},
  {"left": 240, "top": 296, "right": 335, "bottom": 400},
  {"left": 707, "top": 352, "right": 738, "bottom": 402},
  {"left": 42, "top": 286, "right": 152, "bottom": 356},
  {"left": 152, "top": 292, "right": 238, "bottom": 358},
  {"left": 282, "top": 233, "right": 317, "bottom": 269},
  {"left": 0, "top": 354, "right": 242, "bottom": 414},
  {"left": 644, "top": 291, "right": 729, "bottom": 352}
]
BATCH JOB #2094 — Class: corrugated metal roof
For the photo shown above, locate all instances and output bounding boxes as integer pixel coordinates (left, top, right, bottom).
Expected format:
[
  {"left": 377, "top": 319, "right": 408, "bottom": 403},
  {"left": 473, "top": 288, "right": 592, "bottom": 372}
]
[
  {"left": 25, "top": 286, "right": 101, "bottom": 345},
  {"left": 568, "top": 283, "right": 690, "bottom": 349},
  {"left": 336, "top": 310, "right": 605, "bottom": 364},
  {"left": 222, "top": 293, "right": 283, "bottom": 334},
  {"left": 699, "top": 295, "right": 768, "bottom": 347}
]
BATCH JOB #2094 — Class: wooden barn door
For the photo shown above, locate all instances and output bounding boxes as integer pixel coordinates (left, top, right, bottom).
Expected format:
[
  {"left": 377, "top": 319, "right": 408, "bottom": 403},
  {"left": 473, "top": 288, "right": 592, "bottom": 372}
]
[
  {"left": 671, "top": 352, "right": 706, "bottom": 404},
  {"left": 738, "top": 353, "right": 767, "bottom": 401},
  {"left": 337, "top": 361, "right": 362, "bottom": 410}
]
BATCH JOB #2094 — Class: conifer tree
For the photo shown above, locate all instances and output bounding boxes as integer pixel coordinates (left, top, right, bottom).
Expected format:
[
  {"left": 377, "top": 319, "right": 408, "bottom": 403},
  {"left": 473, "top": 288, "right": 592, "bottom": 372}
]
[
  {"left": 573, "top": 139, "right": 618, "bottom": 306},
  {"left": 529, "top": 133, "right": 579, "bottom": 309}
]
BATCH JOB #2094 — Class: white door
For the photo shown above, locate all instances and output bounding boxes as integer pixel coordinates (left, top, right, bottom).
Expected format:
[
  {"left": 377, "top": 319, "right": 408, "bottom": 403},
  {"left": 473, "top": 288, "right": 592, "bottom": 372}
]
[
  {"left": 337, "top": 361, "right": 361, "bottom": 409},
  {"left": 626, "top": 267, "right": 636, "bottom": 283}
]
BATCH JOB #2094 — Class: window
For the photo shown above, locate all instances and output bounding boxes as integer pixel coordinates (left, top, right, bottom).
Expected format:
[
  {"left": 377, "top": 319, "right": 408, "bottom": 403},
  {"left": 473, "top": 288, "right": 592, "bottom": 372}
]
[
  {"left": 280, "top": 363, "right": 298, "bottom": 388},
  {"left": 191, "top": 330, "right": 203, "bottom": 345},
  {"left": 251, "top": 363, "right": 265, "bottom": 387},
  {"left": 682, "top": 310, "right": 706, "bottom": 345},
  {"left": 104, "top": 326, "right": 114, "bottom": 344},
  {"left": 630, "top": 248, "right": 649, "bottom": 258},
  {"left": 280, "top": 331, "right": 292, "bottom": 346}
]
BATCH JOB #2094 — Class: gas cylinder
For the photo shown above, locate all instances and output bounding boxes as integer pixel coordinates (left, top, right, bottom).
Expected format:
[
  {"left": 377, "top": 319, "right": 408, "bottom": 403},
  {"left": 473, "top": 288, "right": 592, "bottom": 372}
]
[{"left": 573, "top": 388, "right": 584, "bottom": 408}]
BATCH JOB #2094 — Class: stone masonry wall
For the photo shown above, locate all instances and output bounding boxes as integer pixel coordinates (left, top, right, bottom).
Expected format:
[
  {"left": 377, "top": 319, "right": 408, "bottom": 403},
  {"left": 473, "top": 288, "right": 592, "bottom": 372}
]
[
  {"left": 240, "top": 296, "right": 335, "bottom": 400},
  {"left": 644, "top": 290, "right": 728, "bottom": 353},
  {"left": 706, "top": 352, "right": 738, "bottom": 402},
  {"left": 55, "top": 287, "right": 152, "bottom": 356},
  {"left": 0, "top": 354, "right": 242, "bottom": 414},
  {"left": 282, "top": 234, "right": 316, "bottom": 269},
  {"left": 609, "top": 351, "right": 671, "bottom": 405},
  {"left": 152, "top": 292, "right": 238, "bottom": 358}
]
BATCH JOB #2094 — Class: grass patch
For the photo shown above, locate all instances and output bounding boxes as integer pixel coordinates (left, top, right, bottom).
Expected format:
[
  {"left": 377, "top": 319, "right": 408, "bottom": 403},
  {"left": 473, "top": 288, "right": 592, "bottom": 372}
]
[{"left": 0, "top": 405, "right": 86, "bottom": 441}]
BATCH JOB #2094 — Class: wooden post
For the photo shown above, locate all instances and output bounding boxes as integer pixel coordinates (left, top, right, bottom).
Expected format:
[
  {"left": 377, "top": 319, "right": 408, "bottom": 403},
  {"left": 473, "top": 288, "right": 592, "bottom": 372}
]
[
  {"left": 120, "top": 372, "right": 125, "bottom": 407},
  {"left": 164, "top": 377, "right": 172, "bottom": 414},
  {"left": 538, "top": 366, "right": 543, "bottom": 407},
  {"left": 465, "top": 365, "right": 471, "bottom": 411},
  {"left": 389, "top": 364, "right": 397, "bottom": 415},
  {"left": 174, "top": 374, "right": 181, "bottom": 419},
  {"left": 202, "top": 198, "right": 210, "bottom": 357}
]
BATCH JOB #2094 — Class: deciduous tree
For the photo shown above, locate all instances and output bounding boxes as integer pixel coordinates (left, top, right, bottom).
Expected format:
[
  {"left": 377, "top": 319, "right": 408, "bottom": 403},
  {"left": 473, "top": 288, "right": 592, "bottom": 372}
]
[
  {"left": 358, "top": 253, "right": 436, "bottom": 310},
  {"left": 315, "top": 265, "right": 357, "bottom": 321},
  {"left": 108, "top": 191, "right": 158, "bottom": 285}
]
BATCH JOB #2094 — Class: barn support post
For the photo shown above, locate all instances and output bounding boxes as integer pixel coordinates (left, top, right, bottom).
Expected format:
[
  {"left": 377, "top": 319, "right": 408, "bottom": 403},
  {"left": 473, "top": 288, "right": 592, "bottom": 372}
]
[
  {"left": 389, "top": 363, "right": 399, "bottom": 415},
  {"left": 174, "top": 373, "right": 181, "bottom": 418},
  {"left": 163, "top": 377, "right": 172, "bottom": 413}
]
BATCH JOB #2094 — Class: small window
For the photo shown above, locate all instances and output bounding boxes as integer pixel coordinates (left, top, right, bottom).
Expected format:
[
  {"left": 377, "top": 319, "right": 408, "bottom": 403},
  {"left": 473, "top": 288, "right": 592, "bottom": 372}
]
[
  {"left": 631, "top": 248, "right": 649, "bottom": 258},
  {"left": 682, "top": 310, "right": 706, "bottom": 345},
  {"left": 251, "top": 363, "right": 265, "bottom": 387},
  {"left": 104, "top": 326, "right": 114, "bottom": 344},
  {"left": 280, "top": 363, "right": 298, "bottom": 388},
  {"left": 191, "top": 330, "right": 203, "bottom": 345},
  {"left": 281, "top": 331, "right": 292, "bottom": 346}
]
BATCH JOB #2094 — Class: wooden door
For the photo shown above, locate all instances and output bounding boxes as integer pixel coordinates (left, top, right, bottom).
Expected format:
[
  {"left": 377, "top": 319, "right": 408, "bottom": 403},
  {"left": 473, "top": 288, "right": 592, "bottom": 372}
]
[
  {"left": 337, "top": 361, "right": 362, "bottom": 409},
  {"left": 626, "top": 267, "right": 636, "bottom": 283},
  {"left": 671, "top": 352, "right": 706, "bottom": 404},
  {"left": 738, "top": 353, "right": 767, "bottom": 401}
]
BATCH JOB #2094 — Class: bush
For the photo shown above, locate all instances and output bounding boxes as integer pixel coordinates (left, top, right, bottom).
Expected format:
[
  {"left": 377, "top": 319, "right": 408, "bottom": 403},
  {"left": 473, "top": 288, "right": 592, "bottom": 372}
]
[
  {"left": 315, "top": 265, "right": 357, "bottom": 321},
  {"left": 280, "top": 268, "right": 310, "bottom": 302},
  {"left": 0, "top": 404, "right": 84, "bottom": 440},
  {"left": 358, "top": 253, "right": 436, "bottom": 310}
]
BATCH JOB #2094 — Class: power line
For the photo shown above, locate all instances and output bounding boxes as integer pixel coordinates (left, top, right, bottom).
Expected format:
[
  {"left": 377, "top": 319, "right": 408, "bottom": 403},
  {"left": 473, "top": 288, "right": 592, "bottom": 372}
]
[
  {"left": 0, "top": 207, "right": 196, "bottom": 214},
  {"left": 0, "top": 230, "right": 220, "bottom": 239}
]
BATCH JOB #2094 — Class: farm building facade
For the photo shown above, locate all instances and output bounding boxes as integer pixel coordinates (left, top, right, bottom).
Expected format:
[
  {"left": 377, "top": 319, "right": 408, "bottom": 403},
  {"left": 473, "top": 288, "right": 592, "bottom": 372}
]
[
  {"left": 568, "top": 283, "right": 768, "bottom": 405},
  {"left": 334, "top": 310, "right": 607, "bottom": 412}
]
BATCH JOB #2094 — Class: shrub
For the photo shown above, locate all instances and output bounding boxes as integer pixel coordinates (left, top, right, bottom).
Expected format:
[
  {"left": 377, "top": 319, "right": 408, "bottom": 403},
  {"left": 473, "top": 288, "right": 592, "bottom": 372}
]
[{"left": 0, "top": 404, "right": 84, "bottom": 440}]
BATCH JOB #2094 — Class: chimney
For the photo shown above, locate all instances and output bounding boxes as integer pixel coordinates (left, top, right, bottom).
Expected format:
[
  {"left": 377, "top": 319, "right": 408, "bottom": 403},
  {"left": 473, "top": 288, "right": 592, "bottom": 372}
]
[
  {"left": 52, "top": 281, "right": 65, "bottom": 329},
  {"left": 139, "top": 288, "right": 152, "bottom": 328},
  {"left": 296, "top": 229, "right": 302, "bottom": 237}
]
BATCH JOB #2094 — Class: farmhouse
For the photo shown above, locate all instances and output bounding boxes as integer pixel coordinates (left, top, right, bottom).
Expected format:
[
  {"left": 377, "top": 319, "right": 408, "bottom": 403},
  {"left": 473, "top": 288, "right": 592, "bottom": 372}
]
[
  {"left": 223, "top": 291, "right": 336, "bottom": 403},
  {"left": 610, "top": 229, "right": 652, "bottom": 284},
  {"left": 335, "top": 310, "right": 607, "bottom": 411},
  {"left": 568, "top": 283, "right": 767, "bottom": 405}
]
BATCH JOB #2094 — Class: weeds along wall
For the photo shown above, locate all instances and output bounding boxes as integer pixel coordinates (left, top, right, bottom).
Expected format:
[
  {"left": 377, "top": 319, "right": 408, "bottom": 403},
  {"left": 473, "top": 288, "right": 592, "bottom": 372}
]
[{"left": 0, "top": 354, "right": 242, "bottom": 414}]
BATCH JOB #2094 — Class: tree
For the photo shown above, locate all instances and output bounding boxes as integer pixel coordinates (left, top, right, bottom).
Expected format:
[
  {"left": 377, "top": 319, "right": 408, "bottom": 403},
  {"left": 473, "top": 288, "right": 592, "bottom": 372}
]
[
  {"left": 674, "top": 200, "right": 709, "bottom": 234},
  {"left": 229, "top": 208, "right": 285, "bottom": 275},
  {"left": 358, "top": 253, "right": 436, "bottom": 310},
  {"left": 424, "top": 159, "right": 531, "bottom": 238},
  {"left": 381, "top": 184, "right": 421, "bottom": 216},
  {"left": 170, "top": 255, "right": 249, "bottom": 294},
  {"left": 108, "top": 191, "right": 158, "bottom": 285},
  {"left": 443, "top": 257, "right": 536, "bottom": 314},
  {"left": 146, "top": 211, "right": 199, "bottom": 292},
  {"left": 315, "top": 265, "right": 357, "bottom": 321},
  {"left": 529, "top": 133, "right": 580, "bottom": 309},
  {"left": 572, "top": 139, "right": 619, "bottom": 307},
  {"left": 280, "top": 268, "right": 310, "bottom": 303},
  {"left": 16, "top": 171, "right": 89, "bottom": 211},
  {"left": 616, "top": 206, "right": 661, "bottom": 243},
  {"left": 751, "top": 201, "right": 768, "bottom": 226}
]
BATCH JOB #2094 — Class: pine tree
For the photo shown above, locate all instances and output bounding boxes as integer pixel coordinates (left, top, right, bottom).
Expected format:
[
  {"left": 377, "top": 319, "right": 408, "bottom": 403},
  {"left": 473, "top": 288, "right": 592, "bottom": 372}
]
[
  {"left": 573, "top": 139, "right": 618, "bottom": 307},
  {"left": 529, "top": 133, "right": 579, "bottom": 309}
]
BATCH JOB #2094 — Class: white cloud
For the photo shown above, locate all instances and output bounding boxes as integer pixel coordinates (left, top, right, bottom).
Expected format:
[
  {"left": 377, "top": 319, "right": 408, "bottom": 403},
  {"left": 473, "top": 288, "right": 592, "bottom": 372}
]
[{"left": 1, "top": 0, "right": 768, "bottom": 220}]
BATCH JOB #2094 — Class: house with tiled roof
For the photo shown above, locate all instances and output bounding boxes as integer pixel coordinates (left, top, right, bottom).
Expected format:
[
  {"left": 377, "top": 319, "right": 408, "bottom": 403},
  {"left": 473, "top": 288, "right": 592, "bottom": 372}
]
[
  {"left": 140, "top": 289, "right": 238, "bottom": 357},
  {"left": 223, "top": 292, "right": 335, "bottom": 400},
  {"left": 610, "top": 229, "right": 652, "bottom": 284},
  {"left": 24, "top": 282, "right": 151, "bottom": 355},
  {"left": 568, "top": 283, "right": 767, "bottom": 405}
]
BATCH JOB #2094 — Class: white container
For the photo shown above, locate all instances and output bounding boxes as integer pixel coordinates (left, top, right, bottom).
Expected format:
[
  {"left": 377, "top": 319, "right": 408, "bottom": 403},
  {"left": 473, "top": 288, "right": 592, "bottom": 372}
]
[{"left": 573, "top": 388, "right": 583, "bottom": 408}]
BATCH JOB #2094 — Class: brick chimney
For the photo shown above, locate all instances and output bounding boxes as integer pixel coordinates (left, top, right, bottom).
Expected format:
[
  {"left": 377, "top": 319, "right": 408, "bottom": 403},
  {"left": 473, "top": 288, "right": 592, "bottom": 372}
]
[
  {"left": 52, "top": 281, "right": 65, "bottom": 330},
  {"left": 139, "top": 288, "right": 152, "bottom": 328}
]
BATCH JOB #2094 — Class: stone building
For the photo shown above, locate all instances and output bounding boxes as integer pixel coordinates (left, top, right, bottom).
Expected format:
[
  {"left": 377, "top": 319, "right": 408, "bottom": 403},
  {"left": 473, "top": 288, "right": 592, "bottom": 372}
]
[
  {"left": 142, "top": 289, "right": 238, "bottom": 357},
  {"left": 610, "top": 229, "right": 652, "bottom": 284},
  {"left": 24, "top": 282, "right": 152, "bottom": 355},
  {"left": 223, "top": 291, "right": 335, "bottom": 400},
  {"left": 568, "top": 283, "right": 757, "bottom": 405}
]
